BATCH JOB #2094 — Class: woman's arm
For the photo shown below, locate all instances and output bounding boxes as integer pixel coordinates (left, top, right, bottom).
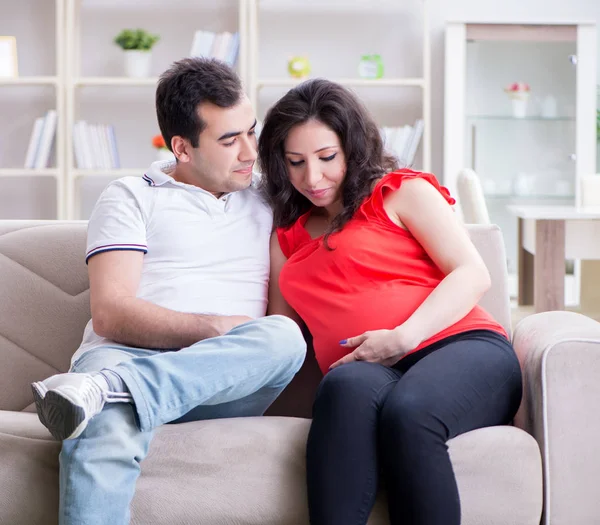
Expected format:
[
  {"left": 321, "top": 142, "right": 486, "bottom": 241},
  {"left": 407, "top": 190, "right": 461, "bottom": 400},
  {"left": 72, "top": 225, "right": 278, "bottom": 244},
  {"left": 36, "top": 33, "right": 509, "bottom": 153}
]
[
  {"left": 389, "top": 177, "right": 491, "bottom": 347},
  {"left": 267, "top": 231, "right": 304, "bottom": 328},
  {"left": 331, "top": 177, "right": 491, "bottom": 369}
]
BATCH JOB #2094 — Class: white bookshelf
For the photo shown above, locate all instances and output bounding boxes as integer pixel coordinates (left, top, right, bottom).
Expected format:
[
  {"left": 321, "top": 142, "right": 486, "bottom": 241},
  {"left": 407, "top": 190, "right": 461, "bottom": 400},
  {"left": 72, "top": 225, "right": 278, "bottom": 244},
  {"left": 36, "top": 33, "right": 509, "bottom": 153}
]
[
  {"left": 73, "top": 77, "right": 160, "bottom": 87},
  {"left": 2, "top": 0, "right": 434, "bottom": 220},
  {"left": 0, "top": 0, "right": 66, "bottom": 219},
  {"left": 247, "top": 0, "right": 432, "bottom": 172},
  {"left": 0, "top": 169, "right": 59, "bottom": 177},
  {"left": 257, "top": 0, "right": 409, "bottom": 14},
  {"left": 257, "top": 78, "right": 426, "bottom": 88},
  {"left": 64, "top": 0, "right": 247, "bottom": 219},
  {"left": 0, "top": 77, "right": 59, "bottom": 86},
  {"left": 73, "top": 169, "right": 147, "bottom": 177}
]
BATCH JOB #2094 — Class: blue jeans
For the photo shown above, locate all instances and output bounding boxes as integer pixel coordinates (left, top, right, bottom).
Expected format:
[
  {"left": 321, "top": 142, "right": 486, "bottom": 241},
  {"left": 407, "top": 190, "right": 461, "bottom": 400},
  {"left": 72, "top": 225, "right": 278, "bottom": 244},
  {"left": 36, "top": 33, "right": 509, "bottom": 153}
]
[{"left": 59, "top": 315, "right": 306, "bottom": 525}]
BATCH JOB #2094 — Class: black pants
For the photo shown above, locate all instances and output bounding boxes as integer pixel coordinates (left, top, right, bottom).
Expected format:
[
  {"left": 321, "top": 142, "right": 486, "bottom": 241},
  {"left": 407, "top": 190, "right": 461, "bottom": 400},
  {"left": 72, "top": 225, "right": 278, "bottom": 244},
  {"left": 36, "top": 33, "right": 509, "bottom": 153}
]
[{"left": 306, "top": 330, "right": 522, "bottom": 525}]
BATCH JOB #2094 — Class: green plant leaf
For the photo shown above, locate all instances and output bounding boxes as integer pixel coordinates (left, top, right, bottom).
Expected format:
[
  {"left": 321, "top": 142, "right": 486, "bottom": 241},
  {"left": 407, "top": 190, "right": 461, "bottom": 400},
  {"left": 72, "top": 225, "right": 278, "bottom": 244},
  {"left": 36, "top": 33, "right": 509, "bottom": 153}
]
[{"left": 114, "top": 29, "right": 160, "bottom": 51}]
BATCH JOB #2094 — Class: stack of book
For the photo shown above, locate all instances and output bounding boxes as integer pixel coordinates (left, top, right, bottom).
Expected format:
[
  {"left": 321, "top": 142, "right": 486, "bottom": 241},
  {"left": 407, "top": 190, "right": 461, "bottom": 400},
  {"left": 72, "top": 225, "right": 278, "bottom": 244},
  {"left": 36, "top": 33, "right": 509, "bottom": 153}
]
[
  {"left": 381, "top": 119, "right": 424, "bottom": 167},
  {"left": 72, "top": 121, "right": 120, "bottom": 170},
  {"left": 189, "top": 31, "right": 240, "bottom": 67},
  {"left": 24, "top": 110, "right": 58, "bottom": 169}
]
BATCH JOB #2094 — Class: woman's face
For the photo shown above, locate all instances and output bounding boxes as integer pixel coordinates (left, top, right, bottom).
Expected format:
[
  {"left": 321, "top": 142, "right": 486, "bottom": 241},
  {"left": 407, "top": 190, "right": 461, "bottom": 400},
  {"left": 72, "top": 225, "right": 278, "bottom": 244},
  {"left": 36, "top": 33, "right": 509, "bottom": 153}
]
[{"left": 283, "top": 120, "right": 347, "bottom": 208}]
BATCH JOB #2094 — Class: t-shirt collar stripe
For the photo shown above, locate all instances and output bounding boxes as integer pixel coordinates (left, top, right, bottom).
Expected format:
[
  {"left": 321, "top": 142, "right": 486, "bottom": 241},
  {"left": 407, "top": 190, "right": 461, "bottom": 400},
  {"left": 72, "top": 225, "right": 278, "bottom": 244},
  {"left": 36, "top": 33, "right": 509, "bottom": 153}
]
[{"left": 143, "top": 160, "right": 177, "bottom": 187}]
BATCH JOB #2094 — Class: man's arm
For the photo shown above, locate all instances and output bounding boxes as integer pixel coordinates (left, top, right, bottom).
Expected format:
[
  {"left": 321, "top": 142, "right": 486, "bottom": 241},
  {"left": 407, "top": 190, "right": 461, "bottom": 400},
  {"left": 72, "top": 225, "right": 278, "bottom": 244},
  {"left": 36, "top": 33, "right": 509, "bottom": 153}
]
[
  {"left": 267, "top": 232, "right": 304, "bottom": 328},
  {"left": 89, "top": 250, "right": 252, "bottom": 349}
]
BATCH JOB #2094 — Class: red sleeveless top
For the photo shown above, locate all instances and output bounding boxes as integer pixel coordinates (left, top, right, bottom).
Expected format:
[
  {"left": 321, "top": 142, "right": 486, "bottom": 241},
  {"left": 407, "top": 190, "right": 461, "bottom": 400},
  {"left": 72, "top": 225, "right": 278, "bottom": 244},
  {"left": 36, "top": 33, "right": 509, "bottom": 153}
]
[{"left": 276, "top": 169, "right": 508, "bottom": 374}]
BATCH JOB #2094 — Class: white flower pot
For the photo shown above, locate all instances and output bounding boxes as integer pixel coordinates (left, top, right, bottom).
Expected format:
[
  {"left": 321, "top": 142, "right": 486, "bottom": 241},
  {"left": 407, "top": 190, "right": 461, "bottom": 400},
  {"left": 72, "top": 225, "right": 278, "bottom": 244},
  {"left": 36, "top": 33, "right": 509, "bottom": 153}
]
[
  {"left": 508, "top": 92, "right": 530, "bottom": 118},
  {"left": 156, "top": 149, "right": 175, "bottom": 162},
  {"left": 124, "top": 50, "right": 152, "bottom": 78},
  {"left": 511, "top": 99, "right": 528, "bottom": 118}
]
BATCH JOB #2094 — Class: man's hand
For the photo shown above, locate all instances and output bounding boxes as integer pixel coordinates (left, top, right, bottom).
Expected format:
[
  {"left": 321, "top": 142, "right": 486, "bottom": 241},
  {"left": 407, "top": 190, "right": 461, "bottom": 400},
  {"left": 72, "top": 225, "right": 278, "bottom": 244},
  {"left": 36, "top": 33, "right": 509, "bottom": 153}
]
[{"left": 204, "top": 315, "right": 254, "bottom": 338}]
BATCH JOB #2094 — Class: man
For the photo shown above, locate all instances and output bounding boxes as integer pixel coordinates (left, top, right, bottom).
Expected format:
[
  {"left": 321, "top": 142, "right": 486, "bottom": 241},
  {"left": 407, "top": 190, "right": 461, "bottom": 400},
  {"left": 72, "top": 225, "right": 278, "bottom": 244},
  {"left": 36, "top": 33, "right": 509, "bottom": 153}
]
[{"left": 31, "top": 57, "right": 306, "bottom": 525}]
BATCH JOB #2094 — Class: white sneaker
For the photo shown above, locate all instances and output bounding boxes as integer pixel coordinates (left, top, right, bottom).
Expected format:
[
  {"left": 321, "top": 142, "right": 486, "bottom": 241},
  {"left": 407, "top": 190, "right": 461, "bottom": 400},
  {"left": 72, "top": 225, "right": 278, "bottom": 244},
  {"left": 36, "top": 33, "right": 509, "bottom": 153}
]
[{"left": 31, "top": 372, "right": 132, "bottom": 441}]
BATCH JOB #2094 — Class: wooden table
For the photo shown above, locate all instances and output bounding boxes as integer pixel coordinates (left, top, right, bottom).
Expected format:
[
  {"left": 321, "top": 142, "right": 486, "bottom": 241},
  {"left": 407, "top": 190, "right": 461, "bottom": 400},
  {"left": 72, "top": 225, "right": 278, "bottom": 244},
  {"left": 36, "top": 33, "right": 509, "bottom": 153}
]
[{"left": 508, "top": 205, "right": 600, "bottom": 312}]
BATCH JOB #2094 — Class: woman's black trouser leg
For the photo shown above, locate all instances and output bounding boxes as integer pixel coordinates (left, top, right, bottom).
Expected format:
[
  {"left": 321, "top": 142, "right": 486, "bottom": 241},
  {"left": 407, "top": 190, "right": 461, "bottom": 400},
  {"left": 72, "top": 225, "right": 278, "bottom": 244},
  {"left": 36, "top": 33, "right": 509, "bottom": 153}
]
[
  {"left": 306, "top": 361, "right": 401, "bottom": 525},
  {"left": 380, "top": 331, "right": 522, "bottom": 525},
  {"left": 306, "top": 331, "right": 522, "bottom": 525}
]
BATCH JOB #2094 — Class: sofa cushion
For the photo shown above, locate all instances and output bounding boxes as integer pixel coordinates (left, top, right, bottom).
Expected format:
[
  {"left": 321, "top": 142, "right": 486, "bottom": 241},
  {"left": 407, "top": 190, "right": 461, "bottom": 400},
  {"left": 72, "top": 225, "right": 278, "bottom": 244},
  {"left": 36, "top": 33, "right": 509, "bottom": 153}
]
[
  {"left": 467, "top": 224, "right": 512, "bottom": 338},
  {"left": 0, "top": 221, "right": 512, "bottom": 414},
  {"left": 0, "top": 222, "right": 91, "bottom": 412},
  {"left": 0, "top": 412, "right": 59, "bottom": 525},
  {"left": 0, "top": 412, "right": 541, "bottom": 525}
]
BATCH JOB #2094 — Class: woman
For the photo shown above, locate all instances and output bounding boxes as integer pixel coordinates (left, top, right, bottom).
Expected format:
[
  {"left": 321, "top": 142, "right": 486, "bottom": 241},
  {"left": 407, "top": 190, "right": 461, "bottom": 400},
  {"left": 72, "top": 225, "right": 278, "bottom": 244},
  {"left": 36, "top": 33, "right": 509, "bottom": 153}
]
[{"left": 258, "top": 79, "right": 522, "bottom": 525}]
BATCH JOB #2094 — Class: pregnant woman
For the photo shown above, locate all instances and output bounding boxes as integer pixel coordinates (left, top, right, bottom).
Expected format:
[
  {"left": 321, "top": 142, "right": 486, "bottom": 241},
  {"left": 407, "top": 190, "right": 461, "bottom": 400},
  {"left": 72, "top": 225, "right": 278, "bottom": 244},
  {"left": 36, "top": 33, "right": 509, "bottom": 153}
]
[{"left": 258, "top": 78, "right": 522, "bottom": 525}]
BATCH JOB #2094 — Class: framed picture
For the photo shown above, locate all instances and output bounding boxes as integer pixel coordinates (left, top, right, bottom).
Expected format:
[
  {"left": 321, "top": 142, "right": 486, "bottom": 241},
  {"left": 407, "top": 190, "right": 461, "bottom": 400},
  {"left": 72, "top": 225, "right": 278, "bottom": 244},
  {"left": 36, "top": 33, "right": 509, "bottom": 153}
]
[{"left": 0, "top": 36, "right": 18, "bottom": 78}]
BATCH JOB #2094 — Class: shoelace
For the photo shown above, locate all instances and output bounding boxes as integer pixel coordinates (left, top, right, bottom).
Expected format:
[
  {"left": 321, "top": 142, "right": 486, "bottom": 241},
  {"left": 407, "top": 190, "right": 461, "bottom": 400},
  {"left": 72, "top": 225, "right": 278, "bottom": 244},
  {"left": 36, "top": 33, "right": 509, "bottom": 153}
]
[{"left": 86, "top": 377, "right": 132, "bottom": 410}]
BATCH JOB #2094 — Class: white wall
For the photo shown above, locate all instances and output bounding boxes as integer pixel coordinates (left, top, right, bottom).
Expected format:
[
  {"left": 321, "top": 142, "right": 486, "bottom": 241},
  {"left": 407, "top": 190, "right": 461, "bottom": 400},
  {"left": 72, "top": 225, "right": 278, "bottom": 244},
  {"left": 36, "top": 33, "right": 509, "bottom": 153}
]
[{"left": 1, "top": 0, "right": 599, "bottom": 219}]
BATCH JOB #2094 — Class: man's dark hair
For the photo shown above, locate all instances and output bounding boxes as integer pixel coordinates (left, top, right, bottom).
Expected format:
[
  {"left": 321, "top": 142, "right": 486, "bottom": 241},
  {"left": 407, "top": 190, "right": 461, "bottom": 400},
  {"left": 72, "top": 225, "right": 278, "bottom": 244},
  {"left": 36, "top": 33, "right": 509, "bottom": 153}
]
[
  {"left": 258, "top": 78, "right": 398, "bottom": 246},
  {"left": 155, "top": 58, "right": 243, "bottom": 151}
]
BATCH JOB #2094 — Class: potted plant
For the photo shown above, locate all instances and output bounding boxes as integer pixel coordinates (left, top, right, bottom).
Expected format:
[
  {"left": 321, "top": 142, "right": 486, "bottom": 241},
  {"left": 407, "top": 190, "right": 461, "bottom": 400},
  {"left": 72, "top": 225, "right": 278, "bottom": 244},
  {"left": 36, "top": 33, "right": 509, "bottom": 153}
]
[
  {"left": 114, "top": 29, "right": 160, "bottom": 78},
  {"left": 504, "top": 81, "right": 530, "bottom": 119},
  {"left": 152, "top": 134, "right": 175, "bottom": 162}
]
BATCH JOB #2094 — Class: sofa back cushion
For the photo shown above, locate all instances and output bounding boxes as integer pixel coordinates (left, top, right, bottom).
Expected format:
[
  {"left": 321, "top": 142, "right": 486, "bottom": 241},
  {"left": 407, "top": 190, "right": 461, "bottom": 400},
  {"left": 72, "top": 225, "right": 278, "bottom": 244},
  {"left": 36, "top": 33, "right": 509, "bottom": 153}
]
[
  {"left": 0, "top": 221, "right": 90, "bottom": 411},
  {"left": 467, "top": 224, "right": 512, "bottom": 336},
  {"left": 0, "top": 220, "right": 511, "bottom": 412}
]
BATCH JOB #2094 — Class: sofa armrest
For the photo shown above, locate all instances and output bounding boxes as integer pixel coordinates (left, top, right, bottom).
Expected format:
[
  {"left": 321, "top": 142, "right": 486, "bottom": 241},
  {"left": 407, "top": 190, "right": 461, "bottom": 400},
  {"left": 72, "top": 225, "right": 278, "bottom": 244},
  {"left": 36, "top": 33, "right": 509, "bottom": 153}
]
[{"left": 512, "top": 311, "right": 600, "bottom": 525}]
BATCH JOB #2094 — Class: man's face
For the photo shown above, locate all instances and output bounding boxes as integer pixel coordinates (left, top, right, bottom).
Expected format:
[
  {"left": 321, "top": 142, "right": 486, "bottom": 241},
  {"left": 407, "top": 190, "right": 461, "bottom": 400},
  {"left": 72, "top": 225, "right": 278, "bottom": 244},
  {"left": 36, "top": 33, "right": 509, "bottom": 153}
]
[{"left": 176, "top": 95, "right": 257, "bottom": 196}]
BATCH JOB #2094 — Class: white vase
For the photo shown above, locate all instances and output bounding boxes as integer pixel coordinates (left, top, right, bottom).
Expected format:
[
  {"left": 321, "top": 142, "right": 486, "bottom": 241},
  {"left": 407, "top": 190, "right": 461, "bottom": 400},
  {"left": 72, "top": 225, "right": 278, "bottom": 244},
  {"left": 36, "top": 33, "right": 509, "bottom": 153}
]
[
  {"left": 509, "top": 93, "right": 529, "bottom": 118},
  {"left": 124, "top": 50, "right": 152, "bottom": 78},
  {"left": 156, "top": 149, "right": 175, "bottom": 162}
]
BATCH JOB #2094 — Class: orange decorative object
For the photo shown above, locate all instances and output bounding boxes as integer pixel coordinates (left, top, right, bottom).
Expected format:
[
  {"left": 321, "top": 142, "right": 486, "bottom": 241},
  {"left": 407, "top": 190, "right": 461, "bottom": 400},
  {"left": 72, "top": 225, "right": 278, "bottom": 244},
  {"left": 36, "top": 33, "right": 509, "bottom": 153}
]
[{"left": 152, "top": 134, "right": 166, "bottom": 149}]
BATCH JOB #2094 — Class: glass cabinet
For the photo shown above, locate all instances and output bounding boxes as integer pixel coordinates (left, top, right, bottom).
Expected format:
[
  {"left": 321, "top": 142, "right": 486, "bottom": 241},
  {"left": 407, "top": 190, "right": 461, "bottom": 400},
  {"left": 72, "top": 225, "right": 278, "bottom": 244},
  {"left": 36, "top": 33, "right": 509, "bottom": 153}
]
[{"left": 444, "top": 22, "right": 597, "bottom": 297}]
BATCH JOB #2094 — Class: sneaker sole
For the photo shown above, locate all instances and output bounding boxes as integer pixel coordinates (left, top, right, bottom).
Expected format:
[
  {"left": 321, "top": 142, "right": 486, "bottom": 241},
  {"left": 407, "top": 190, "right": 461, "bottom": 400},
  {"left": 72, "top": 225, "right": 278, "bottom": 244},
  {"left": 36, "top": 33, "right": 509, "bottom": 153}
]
[{"left": 31, "top": 382, "right": 87, "bottom": 441}]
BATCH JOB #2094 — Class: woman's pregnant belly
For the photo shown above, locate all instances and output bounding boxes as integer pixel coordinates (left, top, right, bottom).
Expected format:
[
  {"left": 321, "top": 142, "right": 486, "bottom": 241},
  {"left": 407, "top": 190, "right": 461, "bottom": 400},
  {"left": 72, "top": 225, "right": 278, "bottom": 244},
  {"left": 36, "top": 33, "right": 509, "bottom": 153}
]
[{"left": 300, "top": 282, "right": 437, "bottom": 372}]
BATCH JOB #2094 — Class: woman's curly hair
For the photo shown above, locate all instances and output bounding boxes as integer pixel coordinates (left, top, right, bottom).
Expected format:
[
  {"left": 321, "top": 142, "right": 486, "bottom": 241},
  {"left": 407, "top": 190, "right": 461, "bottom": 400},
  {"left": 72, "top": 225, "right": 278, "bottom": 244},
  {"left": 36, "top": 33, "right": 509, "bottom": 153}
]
[{"left": 258, "top": 79, "right": 398, "bottom": 246}]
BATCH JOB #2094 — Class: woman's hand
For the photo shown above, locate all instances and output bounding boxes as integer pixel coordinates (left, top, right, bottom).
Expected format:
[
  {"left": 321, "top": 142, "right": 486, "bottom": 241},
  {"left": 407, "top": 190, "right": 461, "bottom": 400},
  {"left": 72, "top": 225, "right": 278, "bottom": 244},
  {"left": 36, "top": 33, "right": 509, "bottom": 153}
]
[{"left": 329, "top": 326, "right": 422, "bottom": 370}]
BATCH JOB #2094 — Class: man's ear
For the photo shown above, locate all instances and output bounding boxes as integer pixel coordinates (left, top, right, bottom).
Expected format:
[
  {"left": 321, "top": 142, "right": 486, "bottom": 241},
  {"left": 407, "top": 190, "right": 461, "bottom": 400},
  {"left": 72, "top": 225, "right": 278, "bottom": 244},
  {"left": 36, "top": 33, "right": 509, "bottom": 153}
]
[{"left": 171, "top": 136, "right": 191, "bottom": 162}]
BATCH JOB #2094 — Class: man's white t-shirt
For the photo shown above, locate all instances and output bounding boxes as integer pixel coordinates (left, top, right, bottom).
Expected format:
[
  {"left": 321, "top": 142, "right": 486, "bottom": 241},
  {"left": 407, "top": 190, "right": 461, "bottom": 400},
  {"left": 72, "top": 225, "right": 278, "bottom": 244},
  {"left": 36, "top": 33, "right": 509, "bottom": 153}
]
[{"left": 71, "top": 160, "right": 273, "bottom": 365}]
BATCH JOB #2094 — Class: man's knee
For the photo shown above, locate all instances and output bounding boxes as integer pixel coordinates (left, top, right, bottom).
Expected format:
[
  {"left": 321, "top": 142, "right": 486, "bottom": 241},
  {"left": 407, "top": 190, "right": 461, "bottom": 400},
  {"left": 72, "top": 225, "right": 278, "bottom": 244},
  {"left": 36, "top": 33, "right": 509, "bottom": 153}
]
[
  {"left": 70, "top": 347, "right": 133, "bottom": 374},
  {"left": 257, "top": 315, "right": 307, "bottom": 371}
]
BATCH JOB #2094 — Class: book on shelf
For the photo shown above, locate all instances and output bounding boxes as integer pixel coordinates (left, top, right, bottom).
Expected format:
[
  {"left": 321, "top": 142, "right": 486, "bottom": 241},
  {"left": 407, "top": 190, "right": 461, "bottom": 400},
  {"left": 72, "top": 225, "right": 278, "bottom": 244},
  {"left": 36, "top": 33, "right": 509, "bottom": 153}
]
[
  {"left": 73, "top": 120, "right": 120, "bottom": 170},
  {"left": 190, "top": 30, "right": 240, "bottom": 67},
  {"left": 24, "top": 110, "right": 58, "bottom": 169},
  {"left": 381, "top": 119, "right": 424, "bottom": 167}
]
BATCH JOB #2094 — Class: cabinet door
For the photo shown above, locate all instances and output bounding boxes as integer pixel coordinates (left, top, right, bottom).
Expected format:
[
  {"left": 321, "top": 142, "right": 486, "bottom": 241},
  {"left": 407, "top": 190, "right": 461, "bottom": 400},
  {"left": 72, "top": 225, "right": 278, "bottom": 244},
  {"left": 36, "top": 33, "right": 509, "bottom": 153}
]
[{"left": 465, "top": 25, "right": 578, "bottom": 276}]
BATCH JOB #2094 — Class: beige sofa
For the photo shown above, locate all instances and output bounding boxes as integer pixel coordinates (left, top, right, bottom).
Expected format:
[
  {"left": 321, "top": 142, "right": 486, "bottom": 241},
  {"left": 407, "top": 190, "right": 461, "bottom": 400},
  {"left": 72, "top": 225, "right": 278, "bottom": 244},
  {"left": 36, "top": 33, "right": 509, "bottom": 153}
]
[{"left": 1, "top": 220, "right": 599, "bottom": 525}]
